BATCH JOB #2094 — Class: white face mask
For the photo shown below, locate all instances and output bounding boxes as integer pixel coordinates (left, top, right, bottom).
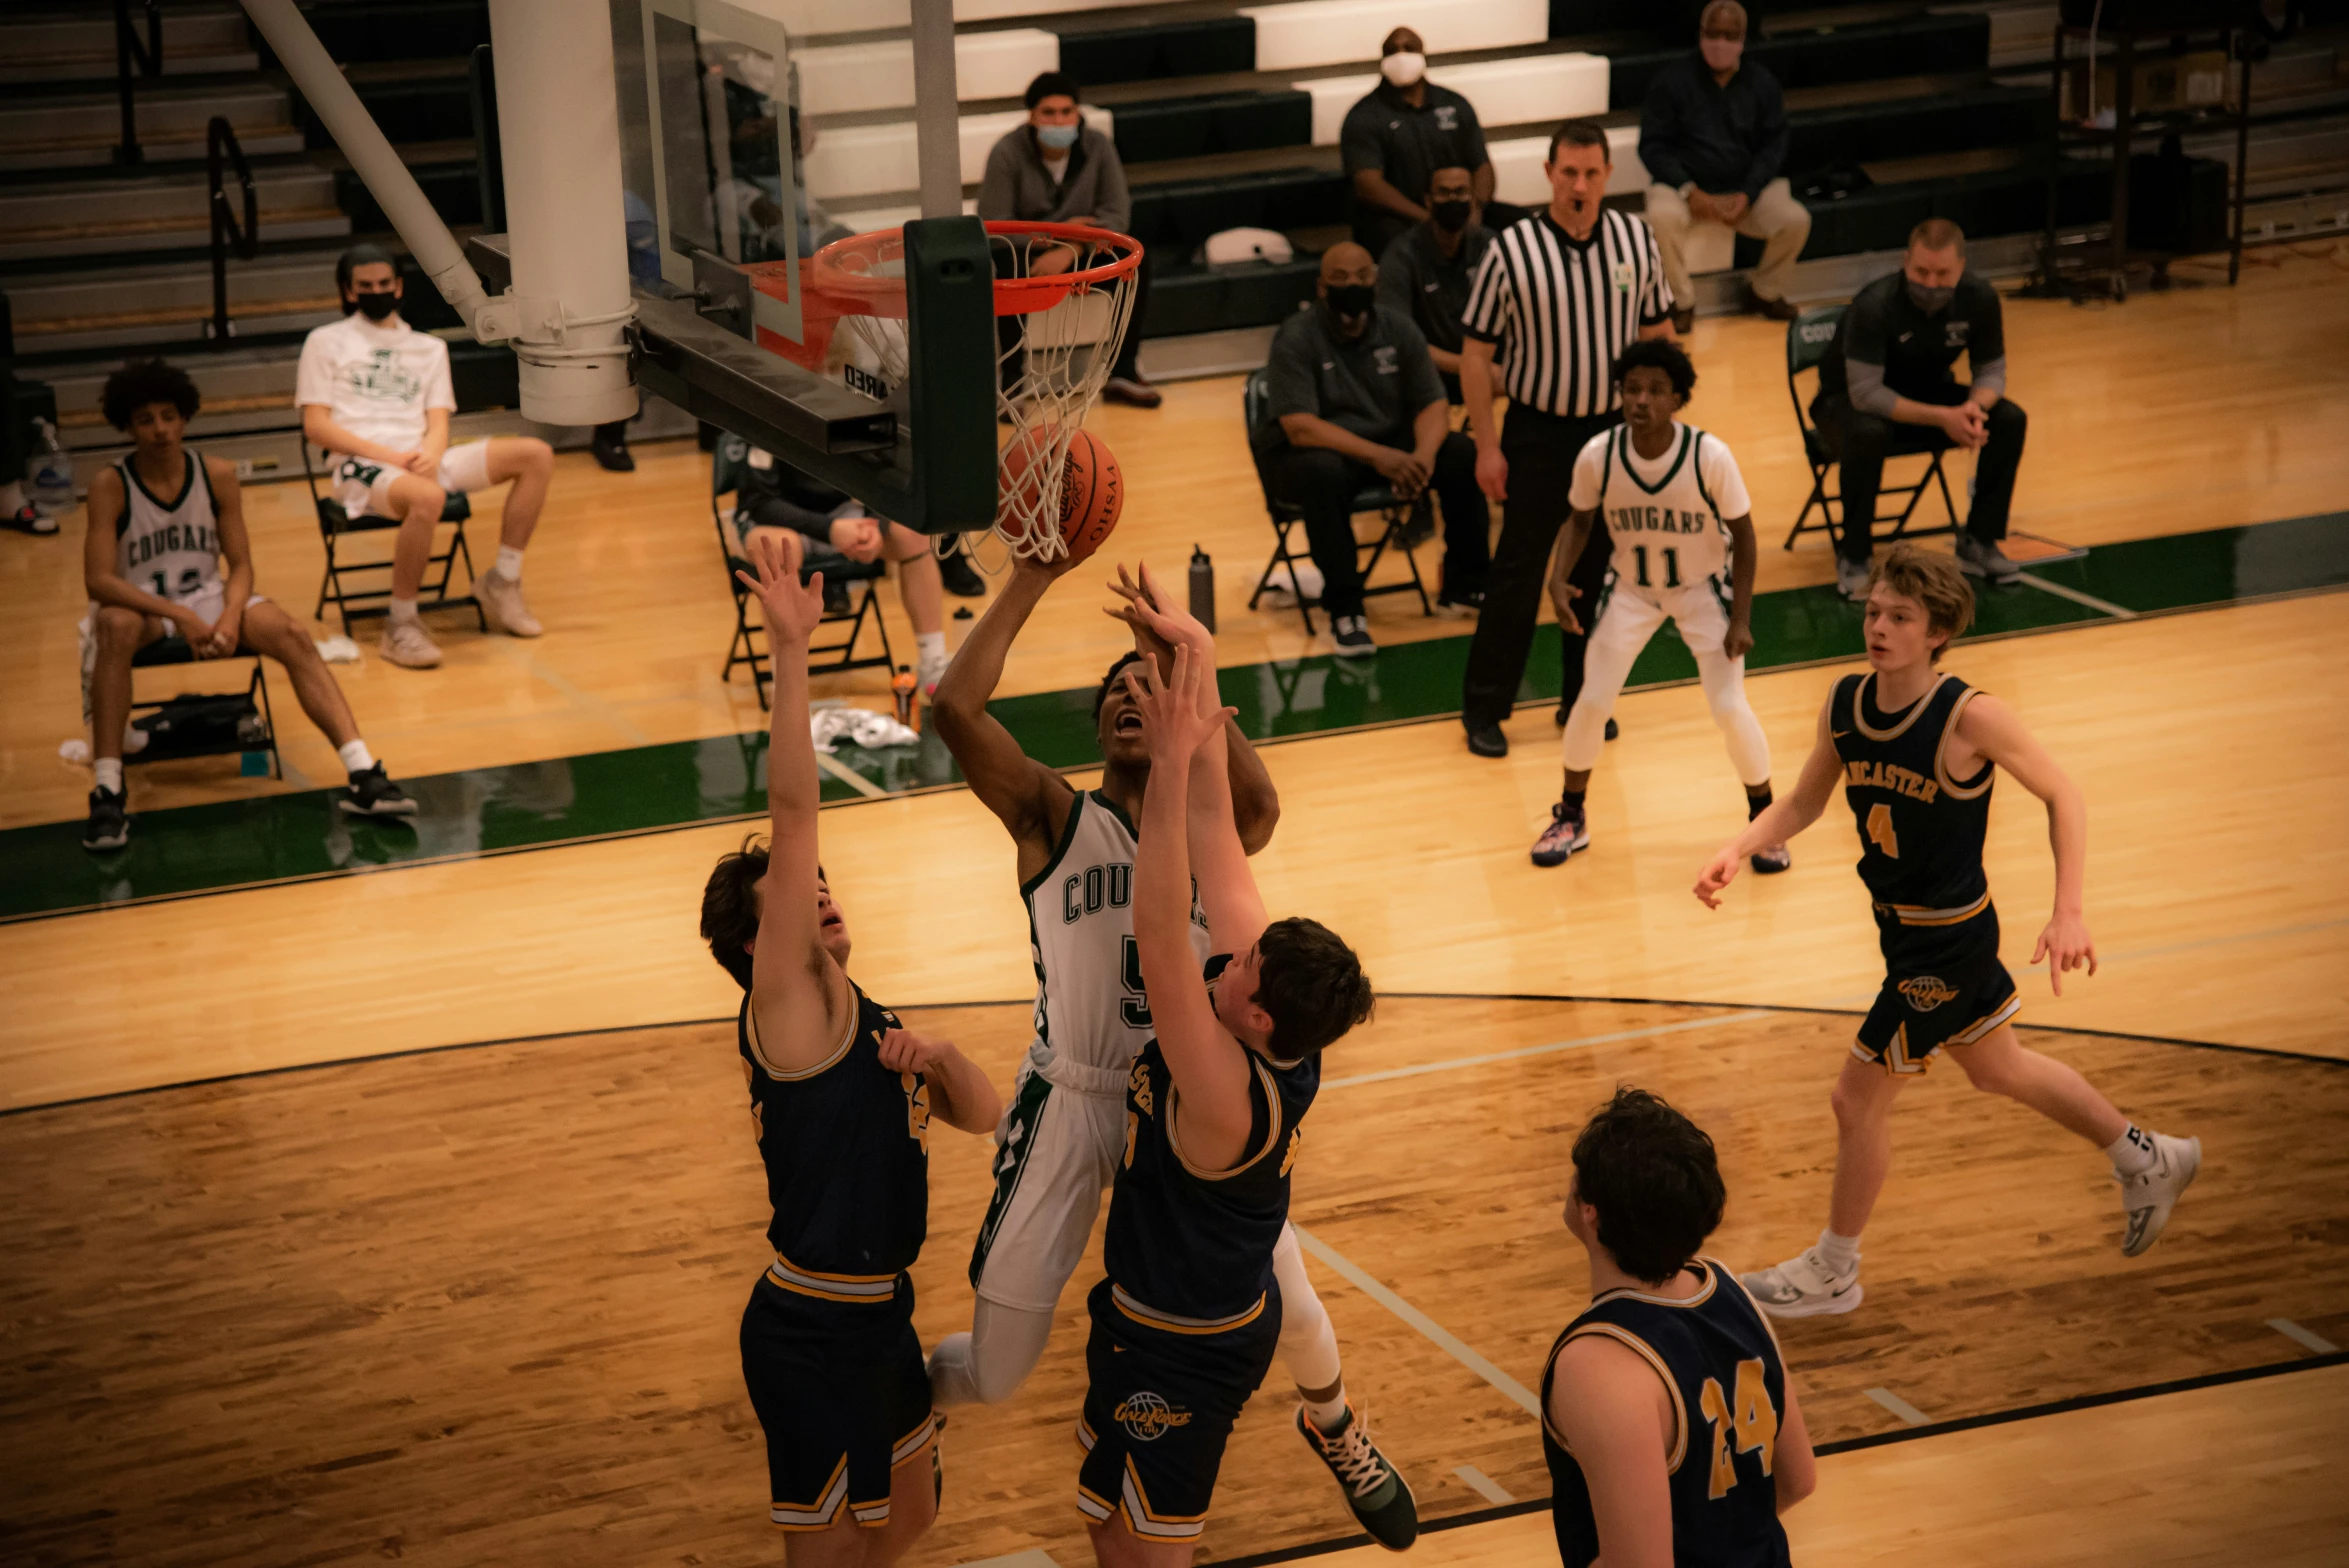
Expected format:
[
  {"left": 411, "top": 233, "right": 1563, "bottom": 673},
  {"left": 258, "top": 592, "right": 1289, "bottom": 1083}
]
[{"left": 1381, "top": 51, "right": 1426, "bottom": 88}]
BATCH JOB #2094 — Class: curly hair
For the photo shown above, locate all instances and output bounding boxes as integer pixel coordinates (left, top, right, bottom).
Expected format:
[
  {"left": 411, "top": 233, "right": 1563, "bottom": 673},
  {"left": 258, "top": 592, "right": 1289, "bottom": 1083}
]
[
  {"left": 100, "top": 358, "right": 201, "bottom": 432},
  {"left": 1570, "top": 1086, "right": 1727, "bottom": 1284},
  {"left": 1613, "top": 337, "right": 1697, "bottom": 402}
]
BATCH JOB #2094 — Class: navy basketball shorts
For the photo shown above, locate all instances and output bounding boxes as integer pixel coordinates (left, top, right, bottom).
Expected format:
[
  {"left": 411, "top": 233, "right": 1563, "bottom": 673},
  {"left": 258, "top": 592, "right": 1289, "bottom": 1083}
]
[
  {"left": 739, "top": 1273, "right": 935, "bottom": 1532},
  {"left": 1076, "top": 1277, "right": 1282, "bottom": 1543},
  {"left": 1854, "top": 953, "right": 2020, "bottom": 1074}
]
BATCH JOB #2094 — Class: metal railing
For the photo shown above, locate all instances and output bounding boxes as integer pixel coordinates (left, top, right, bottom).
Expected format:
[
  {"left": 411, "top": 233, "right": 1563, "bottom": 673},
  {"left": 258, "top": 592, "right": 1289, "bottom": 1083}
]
[
  {"left": 113, "top": 0, "right": 163, "bottom": 166},
  {"left": 206, "top": 117, "right": 259, "bottom": 342}
]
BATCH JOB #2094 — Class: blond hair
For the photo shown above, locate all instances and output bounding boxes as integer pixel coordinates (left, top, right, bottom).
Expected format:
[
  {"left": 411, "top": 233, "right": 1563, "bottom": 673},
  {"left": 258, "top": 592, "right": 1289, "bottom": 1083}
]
[{"left": 1865, "top": 544, "right": 1974, "bottom": 658}]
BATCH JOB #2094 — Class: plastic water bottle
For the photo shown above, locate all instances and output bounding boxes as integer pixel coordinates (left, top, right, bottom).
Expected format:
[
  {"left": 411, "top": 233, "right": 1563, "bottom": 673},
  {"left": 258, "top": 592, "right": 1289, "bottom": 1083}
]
[
  {"left": 29, "top": 419, "right": 74, "bottom": 519},
  {"left": 891, "top": 664, "right": 918, "bottom": 731},
  {"left": 1188, "top": 544, "right": 1216, "bottom": 633}
]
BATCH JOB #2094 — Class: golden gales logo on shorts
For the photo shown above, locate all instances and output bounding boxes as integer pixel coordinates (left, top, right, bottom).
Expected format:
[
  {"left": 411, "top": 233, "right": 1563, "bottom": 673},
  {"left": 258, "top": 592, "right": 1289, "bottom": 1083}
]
[
  {"left": 1898, "top": 976, "right": 1959, "bottom": 1011},
  {"left": 1112, "top": 1392, "right": 1192, "bottom": 1442}
]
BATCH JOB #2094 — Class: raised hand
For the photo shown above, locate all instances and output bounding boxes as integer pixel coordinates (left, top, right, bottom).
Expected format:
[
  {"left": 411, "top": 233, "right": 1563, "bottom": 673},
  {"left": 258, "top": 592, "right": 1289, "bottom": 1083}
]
[
  {"left": 736, "top": 528, "right": 826, "bottom": 647},
  {"left": 1104, "top": 561, "right": 1212, "bottom": 671},
  {"left": 1128, "top": 643, "right": 1235, "bottom": 764}
]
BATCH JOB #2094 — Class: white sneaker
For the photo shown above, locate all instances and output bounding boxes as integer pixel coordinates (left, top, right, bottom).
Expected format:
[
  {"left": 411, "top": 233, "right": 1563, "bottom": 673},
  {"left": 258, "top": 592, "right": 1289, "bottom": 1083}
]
[
  {"left": 378, "top": 618, "right": 443, "bottom": 669},
  {"left": 917, "top": 646, "right": 948, "bottom": 695},
  {"left": 476, "top": 569, "right": 543, "bottom": 637},
  {"left": 1742, "top": 1245, "right": 1863, "bottom": 1319},
  {"left": 2119, "top": 1132, "right": 2201, "bottom": 1257}
]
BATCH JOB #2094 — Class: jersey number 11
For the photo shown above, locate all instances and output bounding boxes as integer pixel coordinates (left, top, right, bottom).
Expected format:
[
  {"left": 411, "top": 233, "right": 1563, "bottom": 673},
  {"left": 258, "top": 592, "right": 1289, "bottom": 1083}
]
[{"left": 1631, "top": 545, "right": 1681, "bottom": 590}]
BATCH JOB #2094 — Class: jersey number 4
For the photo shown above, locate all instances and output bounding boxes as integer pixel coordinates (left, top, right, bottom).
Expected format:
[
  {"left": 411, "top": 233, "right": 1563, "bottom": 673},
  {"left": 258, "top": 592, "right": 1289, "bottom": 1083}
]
[
  {"left": 1631, "top": 545, "right": 1682, "bottom": 590},
  {"left": 1698, "top": 1358, "right": 1779, "bottom": 1500},
  {"left": 1120, "top": 935, "right": 1152, "bottom": 1029},
  {"left": 1865, "top": 803, "right": 1901, "bottom": 859}
]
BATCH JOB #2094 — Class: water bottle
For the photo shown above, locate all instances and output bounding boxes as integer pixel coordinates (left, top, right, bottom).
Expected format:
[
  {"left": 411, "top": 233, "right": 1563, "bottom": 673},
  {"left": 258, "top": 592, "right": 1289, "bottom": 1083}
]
[
  {"left": 891, "top": 664, "right": 918, "bottom": 731},
  {"left": 1188, "top": 544, "right": 1216, "bottom": 633},
  {"left": 29, "top": 419, "right": 74, "bottom": 519}
]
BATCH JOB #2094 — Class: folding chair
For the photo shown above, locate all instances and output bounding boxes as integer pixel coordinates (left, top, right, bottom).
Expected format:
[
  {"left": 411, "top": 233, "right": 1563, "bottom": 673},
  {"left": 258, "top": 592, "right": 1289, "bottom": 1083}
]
[
  {"left": 712, "top": 434, "right": 896, "bottom": 710},
  {"left": 1784, "top": 305, "right": 1958, "bottom": 550},
  {"left": 125, "top": 634, "right": 281, "bottom": 778},
  {"left": 1239, "top": 369, "right": 1432, "bottom": 637},
  {"left": 301, "top": 439, "right": 484, "bottom": 630}
]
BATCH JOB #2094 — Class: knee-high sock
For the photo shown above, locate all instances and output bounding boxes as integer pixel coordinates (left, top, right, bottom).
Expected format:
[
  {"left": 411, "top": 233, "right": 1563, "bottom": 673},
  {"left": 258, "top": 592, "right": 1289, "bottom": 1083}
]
[
  {"left": 928, "top": 1296, "right": 1056, "bottom": 1407},
  {"left": 1273, "top": 1224, "right": 1343, "bottom": 1393},
  {"left": 1697, "top": 648, "right": 1772, "bottom": 786}
]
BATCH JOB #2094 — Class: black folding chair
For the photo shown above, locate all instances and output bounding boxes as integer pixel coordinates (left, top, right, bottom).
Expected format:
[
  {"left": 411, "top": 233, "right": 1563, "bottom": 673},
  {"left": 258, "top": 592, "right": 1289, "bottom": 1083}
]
[
  {"left": 1784, "top": 304, "right": 1958, "bottom": 549},
  {"left": 712, "top": 434, "right": 895, "bottom": 710},
  {"left": 300, "top": 439, "right": 483, "bottom": 629},
  {"left": 1240, "top": 368, "right": 1431, "bottom": 636},
  {"left": 124, "top": 634, "right": 281, "bottom": 778}
]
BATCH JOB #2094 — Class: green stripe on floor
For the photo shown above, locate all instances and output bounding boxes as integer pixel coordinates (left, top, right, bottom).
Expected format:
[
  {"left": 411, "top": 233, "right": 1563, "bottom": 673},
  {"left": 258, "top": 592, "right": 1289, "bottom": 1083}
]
[{"left": 6, "top": 513, "right": 2345, "bottom": 923}]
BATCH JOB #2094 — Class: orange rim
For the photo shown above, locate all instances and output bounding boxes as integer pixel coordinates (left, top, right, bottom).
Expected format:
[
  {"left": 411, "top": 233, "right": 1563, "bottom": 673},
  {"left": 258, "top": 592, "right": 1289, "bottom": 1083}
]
[{"left": 806, "top": 220, "right": 1142, "bottom": 319}]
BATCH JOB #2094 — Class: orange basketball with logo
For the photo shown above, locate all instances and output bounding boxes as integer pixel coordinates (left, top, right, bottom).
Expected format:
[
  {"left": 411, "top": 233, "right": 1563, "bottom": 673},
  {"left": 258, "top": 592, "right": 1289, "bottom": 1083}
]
[{"left": 1000, "top": 427, "right": 1122, "bottom": 564}]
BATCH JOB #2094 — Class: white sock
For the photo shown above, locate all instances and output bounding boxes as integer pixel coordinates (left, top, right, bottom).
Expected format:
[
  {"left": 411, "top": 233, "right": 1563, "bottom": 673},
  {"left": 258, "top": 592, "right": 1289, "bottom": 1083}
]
[
  {"left": 1301, "top": 1384, "right": 1349, "bottom": 1433},
  {"left": 93, "top": 757, "right": 124, "bottom": 793},
  {"left": 2105, "top": 1124, "right": 2158, "bottom": 1176},
  {"left": 915, "top": 631, "right": 946, "bottom": 663},
  {"left": 493, "top": 545, "right": 524, "bottom": 581},
  {"left": 389, "top": 596, "right": 421, "bottom": 625},
  {"left": 337, "top": 738, "right": 377, "bottom": 775},
  {"left": 1816, "top": 1228, "right": 1862, "bottom": 1274}
]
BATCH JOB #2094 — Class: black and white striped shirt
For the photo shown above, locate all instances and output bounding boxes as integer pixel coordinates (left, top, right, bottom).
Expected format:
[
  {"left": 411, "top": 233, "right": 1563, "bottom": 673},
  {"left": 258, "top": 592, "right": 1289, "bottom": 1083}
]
[{"left": 1459, "top": 208, "right": 1674, "bottom": 418}]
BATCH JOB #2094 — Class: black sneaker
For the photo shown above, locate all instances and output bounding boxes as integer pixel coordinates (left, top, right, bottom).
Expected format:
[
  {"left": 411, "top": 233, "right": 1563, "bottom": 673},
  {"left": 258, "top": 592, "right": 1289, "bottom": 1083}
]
[
  {"left": 937, "top": 538, "right": 987, "bottom": 598},
  {"left": 1433, "top": 588, "right": 1483, "bottom": 618},
  {"left": 1552, "top": 710, "right": 1621, "bottom": 742},
  {"left": 1464, "top": 720, "right": 1508, "bottom": 758},
  {"left": 589, "top": 426, "right": 635, "bottom": 473},
  {"left": 83, "top": 785, "right": 130, "bottom": 851},
  {"left": 339, "top": 763, "right": 420, "bottom": 818},
  {"left": 1330, "top": 614, "right": 1376, "bottom": 658},
  {"left": 1531, "top": 800, "right": 1590, "bottom": 867},
  {"left": 1295, "top": 1405, "right": 1417, "bottom": 1552}
]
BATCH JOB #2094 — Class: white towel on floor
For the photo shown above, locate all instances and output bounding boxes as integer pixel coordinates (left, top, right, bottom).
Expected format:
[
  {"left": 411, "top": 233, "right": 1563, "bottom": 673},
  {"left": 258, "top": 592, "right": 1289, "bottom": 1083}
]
[{"left": 810, "top": 708, "right": 919, "bottom": 752}]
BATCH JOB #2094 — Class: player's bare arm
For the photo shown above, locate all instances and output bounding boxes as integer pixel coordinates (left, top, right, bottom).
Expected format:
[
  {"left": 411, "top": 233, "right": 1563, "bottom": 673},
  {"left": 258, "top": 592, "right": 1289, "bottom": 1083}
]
[
  {"left": 1547, "top": 507, "right": 1597, "bottom": 633},
  {"left": 201, "top": 455, "right": 255, "bottom": 658},
  {"left": 415, "top": 407, "right": 451, "bottom": 474},
  {"left": 82, "top": 468, "right": 208, "bottom": 639},
  {"left": 931, "top": 553, "right": 1081, "bottom": 878},
  {"left": 299, "top": 402, "right": 418, "bottom": 469},
  {"left": 876, "top": 1027, "right": 1004, "bottom": 1134},
  {"left": 1546, "top": 1335, "right": 1677, "bottom": 1568},
  {"left": 1172, "top": 646, "right": 1271, "bottom": 957},
  {"left": 1106, "top": 561, "right": 1280, "bottom": 853},
  {"left": 1129, "top": 647, "right": 1255, "bottom": 1169},
  {"left": 1954, "top": 692, "right": 2097, "bottom": 994},
  {"left": 1723, "top": 513, "right": 1758, "bottom": 661},
  {"left": 1769, "top": 1369, "right": 1818, "bottom": 1515},
  {"left": 738, "top": 531, "right": 855, "bottom": 1066},
  {"left": 1696, "top": 696, "right": 1840, "bottom": 906}
]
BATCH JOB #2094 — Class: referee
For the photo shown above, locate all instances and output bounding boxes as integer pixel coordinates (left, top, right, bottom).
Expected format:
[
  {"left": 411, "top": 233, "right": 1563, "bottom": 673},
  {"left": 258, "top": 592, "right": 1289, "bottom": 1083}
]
[{"left": 1457, "top": 119, "right": 1676, "bottom": 758}]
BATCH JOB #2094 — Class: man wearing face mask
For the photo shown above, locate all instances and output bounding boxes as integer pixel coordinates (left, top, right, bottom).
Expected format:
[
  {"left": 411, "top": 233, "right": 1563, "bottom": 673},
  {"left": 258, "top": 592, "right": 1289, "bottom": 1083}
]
[
  {"left": 1812, "top": 219, "right": 2026, "bottom": 599},
  {"left": 979, "top": 72, "right": 1158, "bottom": 409},
  {"left": 1375, "top": 165, "right": 1494, "bottom": 410},
  {"left": 1341, "top": 28, "right": 1498, "bottom": 258},
  {"left": 1252, "top": 243, "right": 1489, "bottom": 652}
]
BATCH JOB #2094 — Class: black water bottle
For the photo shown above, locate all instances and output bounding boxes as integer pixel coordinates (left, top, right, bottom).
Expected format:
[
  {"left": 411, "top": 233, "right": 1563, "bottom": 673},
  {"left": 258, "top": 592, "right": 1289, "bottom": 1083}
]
[{"left": 1188, "top": 545, "right": 1216, "bottom": 633}]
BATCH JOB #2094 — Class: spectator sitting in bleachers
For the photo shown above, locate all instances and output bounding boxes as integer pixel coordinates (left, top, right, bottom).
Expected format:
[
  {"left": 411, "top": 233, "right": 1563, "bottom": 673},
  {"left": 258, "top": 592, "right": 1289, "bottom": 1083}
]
[
  {"left": 1374, "top": 164, "right": 1495, "bottom": 415},
  {"left": 296, "top": 243, "right": 557, "bottom": 671},
  {"left": 1252, "top": 243, "right": 1490, "bottom": 656},
  {"left": 730, "top": 441, "right": 949, "bottom": 693},
  {"left": 978, "top": 71, "right": 1159, "bottom": 410},
  {"left": 1343, "top": 28, "right": 1506, "bottom": 259},
  {"left": 1639, "top": 1, "right": 1810, "bottom": 331},
  {"left": 81, "top": 358, "right": 415, "bottom": 854}
]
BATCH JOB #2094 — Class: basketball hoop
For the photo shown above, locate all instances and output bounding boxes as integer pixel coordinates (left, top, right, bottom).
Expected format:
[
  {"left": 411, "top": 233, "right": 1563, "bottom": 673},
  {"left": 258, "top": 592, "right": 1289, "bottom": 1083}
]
[{"left": 802, "top": 220, "right": 1143, "bottom": 563}]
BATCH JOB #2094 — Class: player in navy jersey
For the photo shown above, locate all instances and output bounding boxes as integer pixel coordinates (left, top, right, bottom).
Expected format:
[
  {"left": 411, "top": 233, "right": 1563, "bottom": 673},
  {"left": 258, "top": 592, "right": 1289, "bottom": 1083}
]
[
  {"left": 1693, "top": 546, "right": 2199, "bottom": 1318},
  {"left": 699, "top": 530, "right": 1002, "bottom": 1563},
  {"left": 1543, "top": 1088, "right": 1815, "bottom": 1567},
  {"left": 1076, "top": 599, "right": 1374, "bottom": 1566}
]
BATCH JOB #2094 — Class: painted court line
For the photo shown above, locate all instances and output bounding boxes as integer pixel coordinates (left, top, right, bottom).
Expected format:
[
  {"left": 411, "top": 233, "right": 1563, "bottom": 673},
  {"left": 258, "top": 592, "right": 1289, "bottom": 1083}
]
[
  {"left": 2016, "top": 571, "right": 2139, "bottom": 619},
  {"left": 1319, "top": 1011, "right": 1774, "bottom": 1091},
  {"left": 814, "top": 752, "right": 890, "bottom": 799},
  {"left": 2268, "top": 1318, "right": 2339, "bottom": 1354},
  {"left": 1291, "top": 1225, "right": 1542, "bottom": 1418},
  {"left": 1452, "top": 1465, "right": 1516, "bottom": 1505},
  {"left": 953, "top": 1552, "right": 1062, "bottom": 1568},
  {"left": 1865, "top": 1387, "right": 1932, "bottom": 1426}
]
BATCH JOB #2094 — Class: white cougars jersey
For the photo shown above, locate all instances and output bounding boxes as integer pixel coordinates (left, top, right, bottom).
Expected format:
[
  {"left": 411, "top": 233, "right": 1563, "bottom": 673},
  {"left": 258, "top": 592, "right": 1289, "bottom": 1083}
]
[
  {"left": 1020, "top": 790, "right": 1212, "bottom": 1098},
  {"left": 113, "top": 452, "right": 223, "bottom": 606},
  {"left": 1568, "top": 422, "right": 1751, "bottom": 598}
]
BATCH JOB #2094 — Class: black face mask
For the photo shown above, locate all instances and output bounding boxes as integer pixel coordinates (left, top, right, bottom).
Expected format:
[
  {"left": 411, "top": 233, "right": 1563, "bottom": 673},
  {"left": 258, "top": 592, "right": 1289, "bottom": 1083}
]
[
  {"left": 1430, "top": 199, "right": 1473, "bottom": 233},
  {"left": 1904, "top": 280, "right": 1955, "bottom": 315},
  {"left": 352, "top": 290, "right": 399, "bottom": 322},
  {"left": 1326, "top": 283, "right": 1376, "bottom": 320}
]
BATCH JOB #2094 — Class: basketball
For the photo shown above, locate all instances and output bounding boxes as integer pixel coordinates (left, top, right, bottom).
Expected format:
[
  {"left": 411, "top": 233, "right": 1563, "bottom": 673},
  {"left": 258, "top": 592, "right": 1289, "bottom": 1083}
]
[{"left": 1000, "top": 426, "right": 1122, "bottom": 565}]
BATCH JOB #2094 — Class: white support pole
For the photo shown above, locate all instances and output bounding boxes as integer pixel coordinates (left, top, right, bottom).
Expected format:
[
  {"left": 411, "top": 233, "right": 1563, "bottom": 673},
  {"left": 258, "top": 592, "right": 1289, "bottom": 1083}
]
[
  {"left": 238, "top": 0, "right": 492, "bottom": 330},
  {"left": 486, "top": 0, "right": 637, "bottom": 425},
  {"left": 908, "top": 0, "right": 960, "bottom": 220}
]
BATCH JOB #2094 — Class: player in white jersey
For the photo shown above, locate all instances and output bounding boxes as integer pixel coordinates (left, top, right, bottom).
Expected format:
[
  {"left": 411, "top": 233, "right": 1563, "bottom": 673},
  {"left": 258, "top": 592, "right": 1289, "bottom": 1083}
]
[
  {"left": 295, "top": 244, "right": 556, "bottom": 671},
  {"left": 928, "top": 555, "right": 1420, "bottom": 1549},
  {"left": 1531, "top": 340, "right": 1790, "bottom": 873},
  {"left": 80, "top": 360, "right": 415, "bottom": 851}
]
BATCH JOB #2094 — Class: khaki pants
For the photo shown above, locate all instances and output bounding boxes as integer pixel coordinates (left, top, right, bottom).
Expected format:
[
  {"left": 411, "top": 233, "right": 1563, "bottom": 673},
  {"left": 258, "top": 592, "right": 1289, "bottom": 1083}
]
[{"left": 1644, "top": 177, "right": 1812, "bottom": 308}]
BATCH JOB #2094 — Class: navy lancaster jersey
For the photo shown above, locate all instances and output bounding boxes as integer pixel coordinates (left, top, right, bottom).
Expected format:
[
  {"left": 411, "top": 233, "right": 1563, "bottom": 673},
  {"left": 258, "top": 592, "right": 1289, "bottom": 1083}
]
[
  {"left": 1102, "top": 956, "right": 1319, "bottom": 1327},
  {"left": 738, "top": 982, "right": 930, "bottom": 1304},
  {"left": 1543, "top": 1261, "right": 1792, "bottom": 1568},
  {"left": 1831, "top": 671, "right": 1999, "bottom": 973}
]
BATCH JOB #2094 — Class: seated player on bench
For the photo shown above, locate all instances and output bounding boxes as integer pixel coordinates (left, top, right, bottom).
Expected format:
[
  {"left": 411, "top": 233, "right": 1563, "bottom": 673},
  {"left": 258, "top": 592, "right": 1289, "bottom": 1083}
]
[{"left": 81, "top": 358, "right": 414, "bottom": 852}]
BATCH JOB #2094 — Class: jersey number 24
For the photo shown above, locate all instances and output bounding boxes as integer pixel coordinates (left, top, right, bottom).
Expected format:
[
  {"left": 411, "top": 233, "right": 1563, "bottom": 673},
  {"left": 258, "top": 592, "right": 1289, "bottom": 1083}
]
[{"left": 1698, "top": 1358, "right": 1779, "bottom": 1500}]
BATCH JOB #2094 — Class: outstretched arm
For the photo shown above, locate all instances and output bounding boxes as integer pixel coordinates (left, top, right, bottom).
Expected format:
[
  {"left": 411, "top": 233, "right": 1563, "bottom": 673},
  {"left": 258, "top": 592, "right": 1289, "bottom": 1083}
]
[
  {"left": 1695, "top": 693, "right": 1840, "bottom": 907},
  {"left": 1959, "top": 693, "right": 2096, "bottom": 994},
  {"left": 929, "top": 556, "right": 1079, "bottom": 851},
  {"left": 740, "top": 532, "right": 855, "bottom": 1069}
]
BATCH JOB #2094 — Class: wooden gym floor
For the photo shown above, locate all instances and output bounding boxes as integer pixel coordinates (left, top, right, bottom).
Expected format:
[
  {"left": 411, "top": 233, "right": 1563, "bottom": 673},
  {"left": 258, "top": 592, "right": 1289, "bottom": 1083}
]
[{"left": 2, "top": 253, "right": 2347, "bottom": 1563}]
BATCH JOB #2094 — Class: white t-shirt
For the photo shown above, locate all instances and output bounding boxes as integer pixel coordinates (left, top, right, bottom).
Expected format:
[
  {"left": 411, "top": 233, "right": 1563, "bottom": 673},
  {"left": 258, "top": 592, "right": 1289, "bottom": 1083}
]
[
  {"left": 1568, "top": 421, "right": 1752, "bottom": 591},
  {"left": 294, "top": 313, "right": 456, "bottom": 457}
]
